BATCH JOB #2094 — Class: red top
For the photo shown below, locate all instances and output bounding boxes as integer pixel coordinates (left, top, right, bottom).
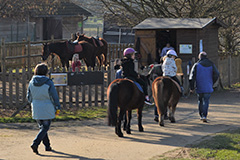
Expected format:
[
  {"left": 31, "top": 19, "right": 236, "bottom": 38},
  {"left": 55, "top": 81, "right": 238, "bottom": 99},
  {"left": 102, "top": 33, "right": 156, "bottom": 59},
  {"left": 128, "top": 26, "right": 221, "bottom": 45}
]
[{"left": 72, "top": 61, "right": 81, "bottom": 72}]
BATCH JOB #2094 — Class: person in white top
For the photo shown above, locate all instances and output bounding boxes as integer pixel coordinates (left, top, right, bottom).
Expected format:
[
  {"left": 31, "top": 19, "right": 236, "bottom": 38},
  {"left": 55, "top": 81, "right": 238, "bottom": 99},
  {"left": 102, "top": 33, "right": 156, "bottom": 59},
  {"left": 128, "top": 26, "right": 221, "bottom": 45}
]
[{"left": 162, "top": 50, "right": 184, "bottom": 95}]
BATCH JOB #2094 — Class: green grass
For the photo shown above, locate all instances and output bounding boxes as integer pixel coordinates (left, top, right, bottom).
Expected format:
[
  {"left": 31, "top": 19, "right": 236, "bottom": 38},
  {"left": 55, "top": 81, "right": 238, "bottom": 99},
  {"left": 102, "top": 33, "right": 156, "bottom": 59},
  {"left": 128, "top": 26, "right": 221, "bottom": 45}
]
[
  {"left": 224, "top": 82, "right": 240, "bottom": 90},
  {"left": 189, "top": 129, "right": 240, "bottom": 160},
  {"left": 0, "top": 106, "right": 108, "bottom": 123},
  {"left": 232, "top": 82, "right": 240, "bottom": 88},
  {"left": 153, "top": 128, "right": 240, "bottom": 160}
]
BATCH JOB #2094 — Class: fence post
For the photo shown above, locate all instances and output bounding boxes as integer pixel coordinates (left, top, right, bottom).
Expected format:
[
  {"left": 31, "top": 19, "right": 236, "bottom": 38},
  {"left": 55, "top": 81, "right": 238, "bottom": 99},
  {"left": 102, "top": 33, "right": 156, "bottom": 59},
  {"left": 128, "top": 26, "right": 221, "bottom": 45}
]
[
  {"left": 110, "top": 60, "right": 115, "bottom": 83},
  {"left": 1, "top": 38, "right": 6, "bottom": 108},
  {"left": 27, "top": 37, "right": 31, "bottom": 72},
  {"left": 51, "top": 35, "right": 55, "bottom": 69},
  {"left": 101, "top": 67, "right": 105, "bottom": 106},
  {"left": 94, "top": 67, "right": 99, "bottom": 106},
  {"left": 88, "top": 67, "right": 92, "bottom": 107},
  {"left": 15, "top": 68, "right": 20, "bottom": 108}
]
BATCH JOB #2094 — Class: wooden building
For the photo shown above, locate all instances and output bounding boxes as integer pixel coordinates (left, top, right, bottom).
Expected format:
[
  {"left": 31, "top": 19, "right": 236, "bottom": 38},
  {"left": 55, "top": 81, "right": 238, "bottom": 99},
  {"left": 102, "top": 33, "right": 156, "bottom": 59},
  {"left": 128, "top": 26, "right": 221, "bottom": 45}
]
[
  {"left": 0, "top": 1, "right": 92, "bottom": 42},
  {"left": 133, "top": 17, "right": 227, "bottom": 67}
]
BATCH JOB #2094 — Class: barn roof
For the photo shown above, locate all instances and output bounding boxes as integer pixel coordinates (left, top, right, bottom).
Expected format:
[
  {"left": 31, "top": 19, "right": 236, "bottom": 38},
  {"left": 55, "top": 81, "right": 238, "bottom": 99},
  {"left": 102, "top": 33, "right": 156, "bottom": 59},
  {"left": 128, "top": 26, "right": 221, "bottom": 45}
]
[
  {"left": 32, "top": 1, "right": 92, "bottom": 17},
  {"left": 133, "top": 17, "right": 227, "bottom": 30}
]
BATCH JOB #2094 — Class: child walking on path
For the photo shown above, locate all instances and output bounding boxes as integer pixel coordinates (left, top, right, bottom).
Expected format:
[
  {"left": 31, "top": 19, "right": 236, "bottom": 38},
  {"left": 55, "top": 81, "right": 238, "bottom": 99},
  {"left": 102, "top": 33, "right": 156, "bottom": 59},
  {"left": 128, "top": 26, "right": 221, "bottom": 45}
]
[{"left": 27, "top": 63, "right": 61, "bottom": 154}]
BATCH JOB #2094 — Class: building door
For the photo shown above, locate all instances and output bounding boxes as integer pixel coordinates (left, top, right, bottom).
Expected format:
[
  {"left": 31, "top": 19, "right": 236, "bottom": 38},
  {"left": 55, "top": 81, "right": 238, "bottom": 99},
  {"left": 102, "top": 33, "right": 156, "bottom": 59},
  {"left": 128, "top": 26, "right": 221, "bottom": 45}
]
[{"left": 43, "top": 17, "right": 62, "bottom": 40}]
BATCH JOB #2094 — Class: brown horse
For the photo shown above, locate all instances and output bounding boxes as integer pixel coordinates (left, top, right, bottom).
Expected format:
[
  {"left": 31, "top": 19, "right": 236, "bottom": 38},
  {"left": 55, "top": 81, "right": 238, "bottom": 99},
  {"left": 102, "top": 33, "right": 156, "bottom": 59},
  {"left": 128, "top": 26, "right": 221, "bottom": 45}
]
[
  {"left": 77, "top": 34, "right": 108, "bottom": 66},
  {"left": 107, "top": 79, "right": 144, "bottom": 137},
  {"left": 152, "top": 76, "right": 181, "bottom": 126},
  {"left": 42, "top": 41, "right": 96, "bottom": 68}
]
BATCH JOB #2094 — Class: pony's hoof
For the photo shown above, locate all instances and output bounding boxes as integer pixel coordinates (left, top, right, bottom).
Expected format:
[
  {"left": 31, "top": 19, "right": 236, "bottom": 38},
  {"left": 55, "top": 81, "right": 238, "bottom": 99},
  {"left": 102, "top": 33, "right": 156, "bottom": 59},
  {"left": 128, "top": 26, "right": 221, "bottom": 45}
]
[
  {"left": 139, "top": 127, "right": 144, "bottom": 132},
  {"left": 117, "top": 133, "right": 124, "bottom": 137},
  {"left": 170, "top": 117, "right": 176, "bottom": 123},
  {"left": 164, "top": 115, "right": 169, "bottom": 120},
  {"left": 160, "top": 122, "right": 164, "bottom": 126},
  {"left": 126, "top": 130, "right": 131, "bottom": 134}
]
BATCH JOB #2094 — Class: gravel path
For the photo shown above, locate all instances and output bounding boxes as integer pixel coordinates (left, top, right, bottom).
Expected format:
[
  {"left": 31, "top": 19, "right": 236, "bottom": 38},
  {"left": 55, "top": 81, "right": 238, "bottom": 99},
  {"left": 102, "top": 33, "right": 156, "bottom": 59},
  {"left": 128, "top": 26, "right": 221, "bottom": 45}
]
[{"left": 0, "top": 88, "right": 239, "bottom": 160}]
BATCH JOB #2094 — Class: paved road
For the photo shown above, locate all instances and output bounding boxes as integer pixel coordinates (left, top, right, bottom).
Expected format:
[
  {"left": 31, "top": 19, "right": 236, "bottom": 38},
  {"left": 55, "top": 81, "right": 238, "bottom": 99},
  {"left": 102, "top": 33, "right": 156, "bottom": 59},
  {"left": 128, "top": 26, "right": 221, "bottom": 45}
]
[{"left": 0, "top": 88, "right": 239, "bottom": 160}]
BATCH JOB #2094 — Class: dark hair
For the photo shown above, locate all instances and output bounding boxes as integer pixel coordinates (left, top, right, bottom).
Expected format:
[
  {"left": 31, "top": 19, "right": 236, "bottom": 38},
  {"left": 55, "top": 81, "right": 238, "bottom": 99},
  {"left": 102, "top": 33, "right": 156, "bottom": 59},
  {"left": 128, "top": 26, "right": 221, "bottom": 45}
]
[
  {"left": 124, "top": 53, "right": 132, "bottom": 59},
  {"left": 34, "top": 63, "right": 48, "bottom": 75}
]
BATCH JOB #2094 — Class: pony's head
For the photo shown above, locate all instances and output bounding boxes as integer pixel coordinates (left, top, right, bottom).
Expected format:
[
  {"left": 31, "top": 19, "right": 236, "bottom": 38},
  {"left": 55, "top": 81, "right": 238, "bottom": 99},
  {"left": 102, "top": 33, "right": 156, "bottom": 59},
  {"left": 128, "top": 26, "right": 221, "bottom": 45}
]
[
  {"left": 42, "top": 43, "right": 51, "bottom": 61},
  {"left": 77, "top": 33, "right": 86, "bottom": 41}
]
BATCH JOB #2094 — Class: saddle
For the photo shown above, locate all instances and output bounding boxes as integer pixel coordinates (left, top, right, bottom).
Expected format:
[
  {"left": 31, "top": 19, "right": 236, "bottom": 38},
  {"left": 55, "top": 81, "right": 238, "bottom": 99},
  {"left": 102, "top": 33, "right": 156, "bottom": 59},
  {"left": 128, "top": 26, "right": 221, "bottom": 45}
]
[
  {"left": 133, "top": 81, "right": 144, "bottom": 93},
  {"left": 123, "top": 77, "right": 143, "bottom": 93},
  {"left": 169, "top": 78, "right": 182, "bottom": 93},
  {"left": 91, "top": 37, "right": 104, "bottom": 47},
  {"left": 67, "top": 41, "right": 83, "bottom": 53}
]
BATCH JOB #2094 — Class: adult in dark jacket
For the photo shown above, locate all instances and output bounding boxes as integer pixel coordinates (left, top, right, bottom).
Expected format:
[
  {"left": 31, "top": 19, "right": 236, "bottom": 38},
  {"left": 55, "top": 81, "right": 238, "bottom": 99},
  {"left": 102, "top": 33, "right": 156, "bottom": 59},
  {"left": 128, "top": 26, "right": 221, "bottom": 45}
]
[
  {"left": 189, "top": 52, "right": 219, "bottom": 122},
  {"left": 121, "top": 48, "right": 152, "bottom": 105}
]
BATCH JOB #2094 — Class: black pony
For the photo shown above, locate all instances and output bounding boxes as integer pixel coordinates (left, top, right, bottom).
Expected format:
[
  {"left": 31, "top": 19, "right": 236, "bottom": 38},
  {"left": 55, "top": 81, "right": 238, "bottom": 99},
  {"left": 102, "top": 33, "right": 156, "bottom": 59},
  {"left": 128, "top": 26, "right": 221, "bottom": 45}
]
[
  {"left": 107, "top": 79, "right": 145, "bottom": 137},
  {"left": 42, "top": 41, "right": 96, "bottom": 68}
]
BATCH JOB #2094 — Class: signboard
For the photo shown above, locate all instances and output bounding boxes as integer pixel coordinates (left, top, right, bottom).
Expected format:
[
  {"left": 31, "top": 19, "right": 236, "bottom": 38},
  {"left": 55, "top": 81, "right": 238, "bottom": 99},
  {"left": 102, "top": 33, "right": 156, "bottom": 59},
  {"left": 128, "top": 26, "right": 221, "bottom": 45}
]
[
  {"left": 68, "top": 71, "right": 104, "bottom": 85},
  {"left": 50, "top": 73, "right": 68, "bottom": 86},
  {"left": 179, "top": 44, "right": 192, "bottom": 54}
]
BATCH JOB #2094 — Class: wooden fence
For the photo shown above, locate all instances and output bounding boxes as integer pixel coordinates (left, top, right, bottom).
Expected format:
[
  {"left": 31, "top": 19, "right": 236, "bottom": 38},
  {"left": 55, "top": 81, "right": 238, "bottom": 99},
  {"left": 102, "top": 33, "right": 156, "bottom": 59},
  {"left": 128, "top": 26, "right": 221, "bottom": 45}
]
[
  {"left": 0, "top": 37, "right": 133, "bottom": 71},
  {"left": 0, "top": 66, "right": 111, "bottom": 110},
  {"left": 0, "top": 38, "right": 133, "bottom": 110}
]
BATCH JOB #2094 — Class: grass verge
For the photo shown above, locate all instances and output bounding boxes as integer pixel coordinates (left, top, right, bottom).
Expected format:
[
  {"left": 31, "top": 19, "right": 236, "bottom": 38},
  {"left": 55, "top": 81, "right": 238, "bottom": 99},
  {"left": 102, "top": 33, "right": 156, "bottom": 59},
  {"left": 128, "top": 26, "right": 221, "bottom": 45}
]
[
  {"left": 151, "top": 128, "right": 240, "bottom": 160},
  {"left": 0, "top": 106, "right": 108, "bottom": 123}
]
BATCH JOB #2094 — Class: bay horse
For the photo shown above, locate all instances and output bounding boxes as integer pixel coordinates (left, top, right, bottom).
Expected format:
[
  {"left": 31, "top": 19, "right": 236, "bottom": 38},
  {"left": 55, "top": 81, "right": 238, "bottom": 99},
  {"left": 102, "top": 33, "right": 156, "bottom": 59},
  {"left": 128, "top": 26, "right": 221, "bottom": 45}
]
[
  {"left": 152, "top": 76, "right": 181, "bottom": 126},
  {"left": 42, "top": 41, "right": 96, "bottom": 68},
  {"left": 107, "top": 79, "right": 144, "bottom": 137},
  {"left": 77, "top": 34, "right": 108, "bottom": 66}
]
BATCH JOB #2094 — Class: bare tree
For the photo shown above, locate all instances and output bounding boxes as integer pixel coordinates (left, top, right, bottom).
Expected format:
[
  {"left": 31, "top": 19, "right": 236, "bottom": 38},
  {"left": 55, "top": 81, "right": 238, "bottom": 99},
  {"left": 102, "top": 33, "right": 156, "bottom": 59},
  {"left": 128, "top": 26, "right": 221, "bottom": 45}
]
[
  {"left": 0, "top": 0, "right": 61, "bottom": 21},
  {"left": 99, "top": 0, "right": 240, "bottom": 55}
]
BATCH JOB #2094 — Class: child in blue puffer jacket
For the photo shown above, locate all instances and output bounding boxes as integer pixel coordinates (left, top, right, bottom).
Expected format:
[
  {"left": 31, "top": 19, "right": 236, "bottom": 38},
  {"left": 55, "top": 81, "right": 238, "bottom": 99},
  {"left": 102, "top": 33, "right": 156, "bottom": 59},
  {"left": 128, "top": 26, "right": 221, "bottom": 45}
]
[{"left": 27, "top": 63, "right": 60, "bottom": 154}]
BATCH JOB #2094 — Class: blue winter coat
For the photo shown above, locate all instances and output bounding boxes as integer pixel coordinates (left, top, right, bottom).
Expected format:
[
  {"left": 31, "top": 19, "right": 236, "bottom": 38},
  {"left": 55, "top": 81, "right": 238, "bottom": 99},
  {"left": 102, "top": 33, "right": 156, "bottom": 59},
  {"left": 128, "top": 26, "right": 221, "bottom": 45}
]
[
  {"left": 27, "top": 75, "right": 60, "bottom": 120},
  {"left": 189, "top": 57, "right": 219, "bottom": 94}
]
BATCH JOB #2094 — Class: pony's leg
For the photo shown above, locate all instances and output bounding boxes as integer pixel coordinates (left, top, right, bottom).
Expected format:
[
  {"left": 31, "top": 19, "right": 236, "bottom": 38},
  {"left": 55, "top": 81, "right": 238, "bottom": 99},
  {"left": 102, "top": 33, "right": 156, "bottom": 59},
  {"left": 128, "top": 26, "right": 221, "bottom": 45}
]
[
  {"left": 61, "top": 59, "right": 65, "bottom": 68},
  {"left": 97, "top": 55, "right": 102, "bottom": 66},
  {"left": 126, "top": 110, "right": 132, "bottom": 134},
  {"left": 123, "top": 111, "right": 127, "bottom": 131},
  {"left": 169, "top": 105, "right": 176, "bottom": 123},
  {"left": 159, "top": 114, "right": 165, "bottom": 126},
  {"left": 66, "top": 60, "right": 70, "bottom": 69},
  {"left": 115, "top": 109, "right": 125, "bottom": 137},
  {"left": 137, "top": 108, "right": 144, "bottom": 132}
]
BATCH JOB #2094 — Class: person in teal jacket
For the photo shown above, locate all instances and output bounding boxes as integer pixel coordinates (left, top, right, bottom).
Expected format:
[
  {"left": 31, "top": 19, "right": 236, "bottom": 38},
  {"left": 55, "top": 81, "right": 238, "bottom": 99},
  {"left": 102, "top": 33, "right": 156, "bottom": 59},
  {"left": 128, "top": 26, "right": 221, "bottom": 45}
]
[{"left": 27, "top": 63, "right": 60, "bottom": 154}]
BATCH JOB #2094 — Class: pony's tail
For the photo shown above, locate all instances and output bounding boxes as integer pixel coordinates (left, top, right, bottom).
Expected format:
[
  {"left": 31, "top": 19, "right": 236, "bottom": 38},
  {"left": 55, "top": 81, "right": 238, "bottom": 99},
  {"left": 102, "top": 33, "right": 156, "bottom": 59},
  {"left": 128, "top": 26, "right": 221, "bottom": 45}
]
[
  {"left": 108, "top": 82, "right": 119, "bottom": 126},
  {"left": 158, "top": 79, "right": 165, "bottom": 111}
]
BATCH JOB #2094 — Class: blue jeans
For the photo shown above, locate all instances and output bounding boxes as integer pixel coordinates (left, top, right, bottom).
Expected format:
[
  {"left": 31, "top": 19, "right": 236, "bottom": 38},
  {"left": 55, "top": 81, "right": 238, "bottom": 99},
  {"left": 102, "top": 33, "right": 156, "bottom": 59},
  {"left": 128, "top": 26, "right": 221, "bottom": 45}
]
[
  {"left": 33, "top": 120, "right": 51, "bottom": 148},
  {"left": 197, "top": 93, "right": 211, "bottom": 118}
]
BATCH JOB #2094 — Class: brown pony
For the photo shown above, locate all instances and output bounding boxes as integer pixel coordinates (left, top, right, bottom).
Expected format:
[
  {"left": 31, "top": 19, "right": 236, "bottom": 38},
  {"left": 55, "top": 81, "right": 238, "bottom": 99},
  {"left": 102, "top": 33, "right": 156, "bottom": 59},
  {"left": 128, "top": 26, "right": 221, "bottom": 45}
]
[
  {"left": 77, "top": 34, "right": 108, "bottom": 66},
  {"left": 107, "top": 79, "right": 144, "bottom": 137},
  {"left": 152, "top": 76, "right": 181, "bottom": 126}
]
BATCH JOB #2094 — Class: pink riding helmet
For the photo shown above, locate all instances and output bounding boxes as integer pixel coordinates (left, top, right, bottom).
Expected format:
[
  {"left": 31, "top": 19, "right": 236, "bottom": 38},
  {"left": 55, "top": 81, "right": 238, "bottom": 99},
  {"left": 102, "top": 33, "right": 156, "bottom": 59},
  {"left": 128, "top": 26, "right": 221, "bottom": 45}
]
[{"left": 123, "top": 48, "right": 136, "bottom": 56}]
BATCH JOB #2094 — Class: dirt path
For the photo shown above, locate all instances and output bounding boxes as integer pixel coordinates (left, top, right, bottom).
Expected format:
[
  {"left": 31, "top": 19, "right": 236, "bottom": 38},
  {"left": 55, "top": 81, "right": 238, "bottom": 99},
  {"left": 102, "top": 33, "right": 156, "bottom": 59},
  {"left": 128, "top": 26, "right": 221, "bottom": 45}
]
[{"left": 0, "top": 88, "right": 240, "bottom": 160}]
